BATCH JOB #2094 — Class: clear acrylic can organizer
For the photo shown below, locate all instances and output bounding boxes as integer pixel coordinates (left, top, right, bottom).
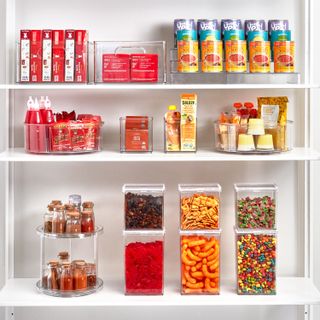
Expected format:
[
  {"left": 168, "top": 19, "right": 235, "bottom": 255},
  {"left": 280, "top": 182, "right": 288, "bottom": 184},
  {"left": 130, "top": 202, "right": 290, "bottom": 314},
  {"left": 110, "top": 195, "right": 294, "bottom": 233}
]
[
  {"left": 94, "top": 41, "right": 166, "bottom": 83},
  {"left": 36, "top": 225, "right": 103, "bottom": 297},
  {"left": 180, "top": 230, "right": 221, "bottom": 295},
  {"left": 24, "top": 121, "right": 103, "bottom": 154}
]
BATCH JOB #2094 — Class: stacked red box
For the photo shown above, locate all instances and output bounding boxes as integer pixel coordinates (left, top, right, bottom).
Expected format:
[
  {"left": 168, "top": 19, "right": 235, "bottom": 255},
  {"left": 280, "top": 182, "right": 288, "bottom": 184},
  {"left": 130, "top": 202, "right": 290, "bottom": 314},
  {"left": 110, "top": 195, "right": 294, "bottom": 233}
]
[
  {"left": 30, "top": 30, "right": 42, "bottom": 82},
  {"left": 75, "top": 30, "right": 88, "bottom": 83},
  {"left": 52, "top": 30, "right": 65, "bottom": 82},
  {"left": 20, "top": 30, "right": 31, "bottom": 82},
  {"left": 42, "top": 30, "right": 52, "bottom": 82},
  {"left": 65, "top": 30, "right": 75, "bottom": 82}
]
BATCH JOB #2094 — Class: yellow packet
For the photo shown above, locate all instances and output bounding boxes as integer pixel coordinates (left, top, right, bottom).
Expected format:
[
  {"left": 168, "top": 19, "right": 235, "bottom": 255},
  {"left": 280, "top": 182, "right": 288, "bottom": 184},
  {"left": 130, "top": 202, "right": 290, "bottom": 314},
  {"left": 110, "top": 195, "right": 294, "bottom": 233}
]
[{"left": 257, "top": 96, "right": 288, "bottom": 126}]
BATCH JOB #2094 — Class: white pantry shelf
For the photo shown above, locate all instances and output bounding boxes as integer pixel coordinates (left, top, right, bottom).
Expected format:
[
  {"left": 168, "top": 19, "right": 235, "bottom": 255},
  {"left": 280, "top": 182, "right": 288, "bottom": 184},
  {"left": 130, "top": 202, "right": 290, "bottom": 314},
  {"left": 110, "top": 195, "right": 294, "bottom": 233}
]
[
  {"left": 0, "top": 278, "right": 319, "bottom": 307},
  {"left": 0, "top": 147, "right": 319, "bottom": 162}
]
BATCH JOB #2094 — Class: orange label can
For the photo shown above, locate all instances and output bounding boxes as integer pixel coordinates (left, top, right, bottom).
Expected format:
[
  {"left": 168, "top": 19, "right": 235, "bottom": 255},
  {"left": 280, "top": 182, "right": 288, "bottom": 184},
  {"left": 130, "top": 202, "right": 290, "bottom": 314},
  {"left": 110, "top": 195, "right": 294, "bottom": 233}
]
[
  {"left": 274, "top": 41, "right": 295, "bottom": 73},
  {"left": 177, "top": 40, "right": 199, "bottom": 72},
  {"left": 225, "top": 40, "right": 247, "bottom": 73},
  {"left": 201, "top": 40, "right": 223, "bottom": 72},
  {"left": 249, "top": 41, "right": 271, "bottom": 73}
]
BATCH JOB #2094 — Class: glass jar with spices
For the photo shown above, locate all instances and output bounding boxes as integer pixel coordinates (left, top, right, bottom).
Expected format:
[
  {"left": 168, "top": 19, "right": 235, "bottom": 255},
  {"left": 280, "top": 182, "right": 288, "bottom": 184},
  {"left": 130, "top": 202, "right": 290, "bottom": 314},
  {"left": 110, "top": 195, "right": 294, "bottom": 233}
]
[
  {"left": 46, "top": 260, "right": 60, "bottom": 290},
  {"left": 82, "top": 201, "right": 94, "bottom": 212},
  {"left": 60, "top": 262, "right": 73, "bottom": 291},
  {"left": 44, "top": 204, "right": 54, "bottom": 233},
  {"left": 57, "top": 251, "right": 69, "bottom": 265},
  {"left": 73, "top": 261, "right": 87, "bottom": 290},
  {"left": 81, "top": 210, "right": 95, "bottom": 233},
  {"left": 52, "top": 205, "right": 66, "bottom": 234},
  {"left": 86, "top": 263, "right": 97, "bottom": 287},
  {"left": 66, "top": 210, "right": 81, "bottom": 233},
  {"left": 50, "top": 200, "right": 62, "bottom": 206}
]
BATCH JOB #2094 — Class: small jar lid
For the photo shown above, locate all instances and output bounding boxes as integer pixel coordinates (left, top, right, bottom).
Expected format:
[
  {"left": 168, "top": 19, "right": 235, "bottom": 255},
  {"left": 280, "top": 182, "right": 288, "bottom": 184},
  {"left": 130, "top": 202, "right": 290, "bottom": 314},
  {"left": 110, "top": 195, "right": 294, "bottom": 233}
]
[
  {"left": 51, "top": 200, "right": 62, "bottom": 205},
  {"left": 82, "top": 210, "right": 94, "bottom": 216},
  {"left": 67, "top": 210, "right": 80, "bottom": 217},
  {"left": 61, "top": 262, "right": 71, "bottom": 267},
  {"left": 82, "top": 201, "right": 94, "bottom": 209},
  {"left": 58, "top": 251, "right": 69, "bottom": 259},
  {"left": 75, "top": 261, "right": 87, "bottom": 267},
  {"left": 47, "top": 204, "right": 54, "bottom": 212},
  {"left": 54, "top": 205, "right": 65, "bottom": 211},
  {"left": 48, "top": 260, "right": 59, "bottom": 266},
  {"left": 64, "top": 204, "right": 75, "bottom": 211}
]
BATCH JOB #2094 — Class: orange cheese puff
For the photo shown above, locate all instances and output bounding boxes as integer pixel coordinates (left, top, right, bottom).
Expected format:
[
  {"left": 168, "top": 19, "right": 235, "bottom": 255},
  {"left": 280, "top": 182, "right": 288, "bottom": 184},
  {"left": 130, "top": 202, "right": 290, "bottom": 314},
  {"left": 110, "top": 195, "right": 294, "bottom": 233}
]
[
  {"left": 209, "top": 260, "right": 219, "bottom": 272},
  {"left": 185, "top": 265, "right": 191, "bottom": 271},
  {"left": 182, "top": 253, "right": 196, "bottom": 266},
  {"left": 202, "top": 265, "right": 219, "bottom": 279},
  {"left": 187, "top": 249, "right": 201, "bottom": 261},
  {"left": 182, "top": 244, "right": 188, "bottom": 250},
  {"left": 191, "top": 271, "right": 204, "bottom": 279},
  {"left": 184, "top": 271, "right": 196, "bottom": 284},
  {"left": 186, "top": 281, "right": 204, "bottom": 289},
  {"left": 195, "top": 262, "right": 202, "bottom": 270},
  {"left": 202, "top": 258, "right": 207, "bottom": 264},
  {"left": 203, "top": 239, "right": 216, "bottom": 252},
  {"left": 198, "top": 248, "right": 214, "bottom": 258},
  {"left": 193, "top": 246, "right": 201, "bottom": 251},
  {"left": 188, "top": 239, "right": 206, "bottom": 247},
  {"left": 191, "top": 266, "right": 197, "bottom": 272},
  {"left": 183, "top": 288, "right": 204, "bottom": 294},
  {"left": 210, "top": 281, "right": 217, "bottom": 288}
]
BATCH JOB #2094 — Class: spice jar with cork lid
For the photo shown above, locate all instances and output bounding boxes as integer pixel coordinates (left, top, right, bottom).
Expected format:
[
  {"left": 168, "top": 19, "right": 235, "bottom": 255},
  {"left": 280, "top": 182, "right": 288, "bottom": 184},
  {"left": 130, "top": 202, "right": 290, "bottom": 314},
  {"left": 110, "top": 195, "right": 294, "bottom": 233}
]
[
  {"left": 60, "top": 262, "right": 73, "bottom": 291},
  {"left": 57, "top": 251, "right": 70, "bottom": 265},
  {"left": 44, "top": 204, "right": 54, "bottom": 233},
  {"left": 86, "top": 263, "right": 97, "bottom": 287},
  {"left": 46, "top": 260, "right": 60, "bottom": 290},
  {"left": 73, "top": 261, "right": 87, "bottom": 290},
  {"left": 81, "top": 202, "right": 95, "bottom": 233},
  {"left": 52, "top": 205, "right": 66, "bottom": 233},
  {"left": 66, "top": 210, "right": 81, "bottom": 233}
]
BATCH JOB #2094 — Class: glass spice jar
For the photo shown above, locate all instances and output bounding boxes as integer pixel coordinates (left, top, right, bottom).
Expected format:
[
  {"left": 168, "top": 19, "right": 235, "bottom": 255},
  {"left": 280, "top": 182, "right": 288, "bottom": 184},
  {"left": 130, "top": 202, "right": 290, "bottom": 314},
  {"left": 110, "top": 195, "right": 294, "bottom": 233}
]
[
  {"left": 82, "top": 201, "right": 94, "bottom": 212},
  {"left": 57, "top": 251, "right": 70, "bottom": 265},
  {"left": 50, "top": 200, "right": 62, "bottom": 206},
  {"left": 46, "top": 260, "right": 60, "bottom": 290},
  {"left": 44, "top": 204, "right": 54, "bottom": 233},
  {"left": 60, "top": 262, "right": 73, "bottom": 291},
  {"left": 73, "top": 261, "right": 87, "bottom": 290},
  {"left": 86, "top": 263, "right": 97, "bottom": 287},
  {"left": 66, "top": 210, "right": 81, "bottom": 233},
  {"left": 52, "top": 205, "right": 66, "bottom": 234},
  {"left": 81, "top": 210, "right": 95, "bottom": 233}
]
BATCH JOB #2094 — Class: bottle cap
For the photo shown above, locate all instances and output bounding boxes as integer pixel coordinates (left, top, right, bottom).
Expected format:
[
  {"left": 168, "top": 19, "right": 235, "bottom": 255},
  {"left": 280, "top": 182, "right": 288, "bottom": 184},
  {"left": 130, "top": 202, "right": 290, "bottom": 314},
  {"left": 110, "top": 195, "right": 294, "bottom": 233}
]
[
  {"left": 45, "top": 96, "right": 51, "bottom": 110},
  {"left": 34, "top": 98, "right": 39, "bottom": 110},
  {"left": 168, "top": 105, "right": 177, "bottom": 111},
  {"left": 233, "top": 102, "right": 243, "bottom": 109},
  {"left": 244, "top": 102, "right": 254, "bottom": 109}
]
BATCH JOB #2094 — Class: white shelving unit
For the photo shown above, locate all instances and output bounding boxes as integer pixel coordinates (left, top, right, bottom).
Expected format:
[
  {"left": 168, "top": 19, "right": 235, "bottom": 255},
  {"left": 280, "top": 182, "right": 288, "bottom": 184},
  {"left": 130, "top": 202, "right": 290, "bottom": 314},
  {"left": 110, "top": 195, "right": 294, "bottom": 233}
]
[{"left": 1, "top": 0, "right": 320, "bottom": 320}]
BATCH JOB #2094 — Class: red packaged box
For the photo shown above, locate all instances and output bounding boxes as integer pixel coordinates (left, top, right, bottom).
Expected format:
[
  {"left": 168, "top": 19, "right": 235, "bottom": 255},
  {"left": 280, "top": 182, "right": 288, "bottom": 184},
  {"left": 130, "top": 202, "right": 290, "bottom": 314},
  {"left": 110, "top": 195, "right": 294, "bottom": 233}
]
[
  {"left": 75, "top": 30, "right": 88, "bottom": 83},
  {"left": 52, "top": 30, "right": 65, "bottom": 82},
  {"left": 42, "top": 30, "right": 52, "bottom": 82},
  {"left": 30, "top": 30, "right": 42, "bottom": 82},
  {"left": 65, "top": 30, "right": 75, "bottom": 82},
  {"left": 49, "top": 122, "right": 71, "bottom": 152},
  {"left": 20, "top": 30, "right": 31, "bottom": 82},
  {"left": 102, "top": 54, "right": 130, "bottom": 82},
  {"left": 125, "top": 116, "right": 149, "bottom": 151},
  {"left": 130, "top": 54, "right": 158, "bottom": 82},
  {"left": 69, "top": 121, "right": 86, "bottom": 151}
]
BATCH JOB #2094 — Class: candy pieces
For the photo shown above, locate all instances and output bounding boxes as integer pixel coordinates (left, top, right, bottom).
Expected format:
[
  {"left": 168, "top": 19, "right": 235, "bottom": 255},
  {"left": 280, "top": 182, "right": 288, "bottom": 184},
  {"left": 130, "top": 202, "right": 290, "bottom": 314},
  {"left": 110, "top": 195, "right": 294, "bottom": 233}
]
[
  {"left": 237, "top": 196, "right": 275, "bottom": 229},
  {"left": 181, "top": 235, "right": 220, "bottom": 294},
  {"left": 181, "top": 194, "right": 220, "bottom": 230},
  {"left": 237, "top": 233, "right": 276, "bottom": 295},
  {"left": 125, "top": 241, "right": 163, "bottom": 294}
]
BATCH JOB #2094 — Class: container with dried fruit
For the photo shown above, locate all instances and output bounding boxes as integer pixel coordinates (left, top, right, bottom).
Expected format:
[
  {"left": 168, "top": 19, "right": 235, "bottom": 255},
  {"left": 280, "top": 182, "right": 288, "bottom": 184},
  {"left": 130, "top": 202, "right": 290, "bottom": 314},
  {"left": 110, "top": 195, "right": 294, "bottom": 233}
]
[
  {"left": 123, "top": 184, "right": 165, "bottom": 230},
  {"left": 124, "top": 230, "right": 164, "bottom": 295},
  {"left": 234, "top": 183, "right": 278, "bottom": 229},
  {"left": 180, "top": 230, "right": 221, "bottom": 295},
  {"left": 179, "top": 184, "right": 221, "bottom": 230}
]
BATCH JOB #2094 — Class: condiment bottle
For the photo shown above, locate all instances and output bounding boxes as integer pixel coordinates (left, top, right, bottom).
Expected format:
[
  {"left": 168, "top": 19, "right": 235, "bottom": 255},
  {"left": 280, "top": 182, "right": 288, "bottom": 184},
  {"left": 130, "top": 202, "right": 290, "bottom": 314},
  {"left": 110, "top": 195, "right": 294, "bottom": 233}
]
[
  {"left": 44, "top": 96, "right": 54, "bottom": 124},
  {"left": 46, "top": 260, "right": 60, "bottom": 290},
  {"left": 44, "top": 204, "right": 54, "bottom": 233},
  {"left": 39, "top": 96, "right": 46, "bottom": 120},
  {"left": 52, "top": 205, "right": 66, "bottom": 234},
  {"left": 29, "top": 97, "right": 45, "bottom": 153},
  {"left": 57, "top": 251, "right": 70, "bottom": 265},
  {"left": 60, "top": 262, "right": 73, "bottom": 291},
  {"left": 81, "top": 202, "right": 95, "bottom": 233},
  {"left": 73, "top": 261, "right": 87, "bottom": 290},
  {"left": 86, "top": 263, "right": 97, "bottom": 287},
  {"left": 25, "top": 96, "right": 34, "bottom": 124},
  {"left": 68, "top": 194, "right": 82, "bottom": 212},
  {"left": 66, "top": 210, "right": 81, "bottom": 233}
]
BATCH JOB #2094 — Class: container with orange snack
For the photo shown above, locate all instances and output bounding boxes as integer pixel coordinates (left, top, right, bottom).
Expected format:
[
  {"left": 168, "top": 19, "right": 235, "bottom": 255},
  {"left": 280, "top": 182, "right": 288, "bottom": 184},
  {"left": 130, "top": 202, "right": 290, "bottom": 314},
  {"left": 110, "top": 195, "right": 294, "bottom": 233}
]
[
  {"left": 180, "top": 230, "right": 221, "bottom": 294},
  {"left": 179, "top": 184, "right": 221, "bottom": 230}
]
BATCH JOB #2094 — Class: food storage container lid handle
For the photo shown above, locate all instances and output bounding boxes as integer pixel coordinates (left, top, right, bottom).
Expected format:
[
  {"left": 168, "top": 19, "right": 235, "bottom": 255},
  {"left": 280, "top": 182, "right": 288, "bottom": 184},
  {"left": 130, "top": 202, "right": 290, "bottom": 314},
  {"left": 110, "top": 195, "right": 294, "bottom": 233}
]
[{"left": 114, "top": 46, "right": 146, "bottom": 54}]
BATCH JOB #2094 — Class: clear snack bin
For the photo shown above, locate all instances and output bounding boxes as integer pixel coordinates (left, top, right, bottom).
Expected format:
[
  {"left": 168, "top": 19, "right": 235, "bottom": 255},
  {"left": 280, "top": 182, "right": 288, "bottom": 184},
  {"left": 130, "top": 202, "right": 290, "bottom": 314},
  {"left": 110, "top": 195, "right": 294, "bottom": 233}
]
[
  {"left": 123, "top": 184, "right": 165, "bottom": 230},
  {"left": 180, "top": 230, "right": 221, "bottom": 295},
  {"left": 120, "top": 116, "right": 153, "bottom": 153},
  {"left": 124, "top": 230, "right": 164, "bottom": 295},
  {"left": 94, "top": 41, "right": 166, "bottom": 83},
  {"left": 179, "top": 184, "right": 221, "bottom": 230},
  {"left": 214, "top": 120, "right": 293, "bottom": 154},
  {"left": 235, "top": 228, "right": 277, "bottom": 295},
  {"left": 234, "top": 183, "right": 278, "bottom": 229},
  {"left": 36, "top": 225, "right": 103, "bottom": 297},
  {"left": 25, "top": 121, "right": 103, "bottom": 154}
]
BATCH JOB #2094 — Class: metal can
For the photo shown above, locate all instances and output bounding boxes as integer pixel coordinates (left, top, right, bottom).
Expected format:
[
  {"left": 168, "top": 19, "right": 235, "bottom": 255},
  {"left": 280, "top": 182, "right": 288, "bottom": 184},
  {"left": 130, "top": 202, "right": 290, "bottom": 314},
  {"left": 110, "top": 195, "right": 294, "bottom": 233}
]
[
  {"left": 201, "top": 40, "right": 223, "bottom": 72},
  {"left": 268, "top": 20, "right": 289, "bottom": 37},
  {"left": 249, "top": 41, "right": 271, "bottom": 73},
  {"left": 197, "top": 19, "right": 220, "bottom": 41},
  {"left": 247, "top": 31, "right": 268, "bottom": 44},
  {"left": 177, "top": 40, "right": 199, "bottom": 72},
  {"left": 270, "top": 30, "right": 291, "bottom": 60},
  {"left": 274, "top": 41, "right": 295, "bottom": 73},
  {"left": 244, "top": 20, "right": 266, "bottom": 37},
  {"left": 224, "top": 29, "right": 245, "bottom": 41},
  {"left": 221, "top": 19, "right": 242, "bottom": 39},
  {"left": 225, "top": 40, "right": 247, "bottom": 73},
  {"left": 174, "top": 19, "right": 196, "bottom": 47}
]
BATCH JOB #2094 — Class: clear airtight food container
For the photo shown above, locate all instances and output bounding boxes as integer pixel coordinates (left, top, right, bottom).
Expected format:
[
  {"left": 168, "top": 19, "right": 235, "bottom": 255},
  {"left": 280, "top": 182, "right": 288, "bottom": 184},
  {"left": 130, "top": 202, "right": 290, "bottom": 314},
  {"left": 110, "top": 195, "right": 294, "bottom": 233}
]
[
  {"left": 124, "top": 230, "right": 164, "bottom": 295},
  {"left": 234, "top": 183, "right": 278, "bottom": 229},
  {"left": 180, "top": 230, "right": 221, "bottom": 295},
  {"left": 235, "top": 228, "right": 277, "bottom": 295},
  {"left": 123, "top": 184, "right": 165, "bottom": 230},
  {"left": 179, "top": 184, "right": 221, "bottom": 230}
]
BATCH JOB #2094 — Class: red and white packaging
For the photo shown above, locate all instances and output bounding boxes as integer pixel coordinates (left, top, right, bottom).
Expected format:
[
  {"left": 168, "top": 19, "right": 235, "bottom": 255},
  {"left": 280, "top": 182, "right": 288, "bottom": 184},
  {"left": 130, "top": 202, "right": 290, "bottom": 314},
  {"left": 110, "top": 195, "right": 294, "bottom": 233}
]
[
  {"left": 52, "top": 30, "right": 65, "bottom": 82},
  {"left": 75, "top": 30, "right": 88, "bottom": 83},
  {"left": 131, "top": 54, "right": 158, "bottom": 82},
  {"left": 65, "top": 30, "right": 75, "bottom": 82},
  {"left": 20, "top": 30, "right": 31, "bottom": 82},
  {"left": 42, "top": 30, "right": 52, "bottom": 82},
  {"left": 30, "top": 30, "right": 42, "bottom": 82},
  {"left": 102, "top": 54, "right": 130, "bottom": 82}
]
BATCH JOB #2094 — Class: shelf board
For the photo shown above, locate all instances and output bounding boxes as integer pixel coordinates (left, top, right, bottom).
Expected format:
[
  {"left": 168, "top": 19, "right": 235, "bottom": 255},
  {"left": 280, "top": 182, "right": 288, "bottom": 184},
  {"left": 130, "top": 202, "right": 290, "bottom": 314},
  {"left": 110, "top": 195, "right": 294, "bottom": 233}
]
[
  {"left": 0, "top": 83, "right": 318, "bottom": 90},
  {"left": 0, "top": 147, "right": 319, "bottom": 162},
  {"left": 0, "top": 278, "right": 319, "bottom": 307}
]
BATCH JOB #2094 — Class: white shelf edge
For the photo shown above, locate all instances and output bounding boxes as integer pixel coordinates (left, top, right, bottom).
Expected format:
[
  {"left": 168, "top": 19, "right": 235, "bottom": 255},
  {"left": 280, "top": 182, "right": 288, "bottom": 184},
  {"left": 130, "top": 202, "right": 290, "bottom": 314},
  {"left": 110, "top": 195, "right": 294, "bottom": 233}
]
[
  {"left": 0, "top": 147, "right": 319, "bottom": 162},
  {"left": 0, "top": 277, "right": 319, "bottom": 307}
]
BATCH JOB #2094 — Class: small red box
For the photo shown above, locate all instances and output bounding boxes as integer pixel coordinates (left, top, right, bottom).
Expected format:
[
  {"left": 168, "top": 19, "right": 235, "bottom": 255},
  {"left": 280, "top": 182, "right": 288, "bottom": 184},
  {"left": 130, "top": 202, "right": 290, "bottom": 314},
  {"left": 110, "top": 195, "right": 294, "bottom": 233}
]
[
  {"left": 30, "top": 30, "right": 42, "bottom": 82},
  {"left": 65, "top": 30, "right": 75, "bottom": 82},
  {"left": 42, "top": 30, "right": 52, "bottom": 82},
  {"left": 20, "top": 30, "right": 31, "bottom": 82},
  {"left": 130, "top": 54, "right": 158, "bottom": 82},
  {"left": 102, "top": 54, "right": 130, "bottom": 82},
  {"left": 52, "top": 30, "right": 65, "bottom": 82},
  {"left": 125, "top": 116, "right": 149, "bottom": 151},
  {"left": 75, "top": 30, "right": 88, "bottom": 83}
]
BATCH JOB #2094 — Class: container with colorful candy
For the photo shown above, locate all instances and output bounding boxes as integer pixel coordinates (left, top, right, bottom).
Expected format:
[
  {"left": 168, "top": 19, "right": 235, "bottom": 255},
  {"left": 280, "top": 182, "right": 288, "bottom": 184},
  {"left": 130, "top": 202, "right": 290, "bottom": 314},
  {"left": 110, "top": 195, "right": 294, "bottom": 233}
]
[{"left": 236, "top": 228, "right": 276, "bottom": 295}]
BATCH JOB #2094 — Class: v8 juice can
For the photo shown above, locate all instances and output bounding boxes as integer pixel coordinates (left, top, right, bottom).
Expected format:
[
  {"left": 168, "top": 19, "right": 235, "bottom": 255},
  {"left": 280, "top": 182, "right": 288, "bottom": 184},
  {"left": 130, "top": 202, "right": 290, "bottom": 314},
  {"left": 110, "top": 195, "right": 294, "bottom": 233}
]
[
  {"left": 178, "top": 40, "right": 199, "bottom": 72},
  {"left": 247, "top": 31, "right": 268, "bottom": 44},
  {"left": 174, "top": 19, "right": 196, "bottom": 47},
  {"left": 225, "top": 40, "right": 247, "bottom": 72},
  {"left": 274, "top": 41, "right": 295, "bottom": 73},
  {"left": 201, "top": 40, "right": 223, "bottom": 72},
  {"left": 244, "top": 20, "right": 266, "bottom": 38},
  {"left": 221, "top": 19, "right": 242, "bottom": 39},
  {"left": 249, "top": 41, "right": 271, "bottom": 73},
  {"left": 198, "top": 19, "right": 220, "bottom": 41}
]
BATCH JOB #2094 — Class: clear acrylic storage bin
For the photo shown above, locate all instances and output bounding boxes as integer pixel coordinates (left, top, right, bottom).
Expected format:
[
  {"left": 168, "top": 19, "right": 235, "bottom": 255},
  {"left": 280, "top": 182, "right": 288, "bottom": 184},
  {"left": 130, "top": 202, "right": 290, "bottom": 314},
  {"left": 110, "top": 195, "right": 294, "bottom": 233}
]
[
  {"left": 120, "top": 116, "right": 153, "bottom": 153},
  {"left": 123, "top": 184, "right": 165, "bottom": 230},
  {"left": 235, "top": 228, "right": 276, "bottom": 295},
  {"left": 179, "top": 184, "right": 221, "bottom": 230},
  {"left": 180, "top": 230, "right": 221, "bottom": 295},
  {"left": 94, "top": 41, "right": 166, "bottom": 83},
  {"left": 234, "top": 183, "right": 278, "bottom": 229},
  {"left": 36, "top": 225, "right": 103, "bottom": 297},
  {"left": 25, "top": 121, "right": 103, "bottom": 154},
  {"left": 124, "top": 230, "right": 164, "bottom": 295}
]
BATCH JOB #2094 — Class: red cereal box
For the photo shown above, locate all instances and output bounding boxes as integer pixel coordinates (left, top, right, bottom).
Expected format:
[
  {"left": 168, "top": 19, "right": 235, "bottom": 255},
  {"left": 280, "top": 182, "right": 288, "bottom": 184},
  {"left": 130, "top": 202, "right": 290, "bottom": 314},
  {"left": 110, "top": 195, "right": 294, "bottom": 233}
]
[
  {"left": 65, "top": 30, "right": 75, "bottom": 82},
  {"left": 42, "top": 30, "right": 52, "bottom": 82},
  {"left": 52, "top": 30, "right": 65, "bottom": 82},
  {"left": 20, "top": 30, "right": 31, "bottom": 82},
  {"left": 75, "top": 30, "right": 88, "bottom": 83},
  {"left": 30, "top": 30, "right": 42, "bottom": 82},
  {"left": 102, "top": 54, "right": 130, "bottom": 82},
  {"left": 130, "top": 54, "right": 158, "bottom": 82}
]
